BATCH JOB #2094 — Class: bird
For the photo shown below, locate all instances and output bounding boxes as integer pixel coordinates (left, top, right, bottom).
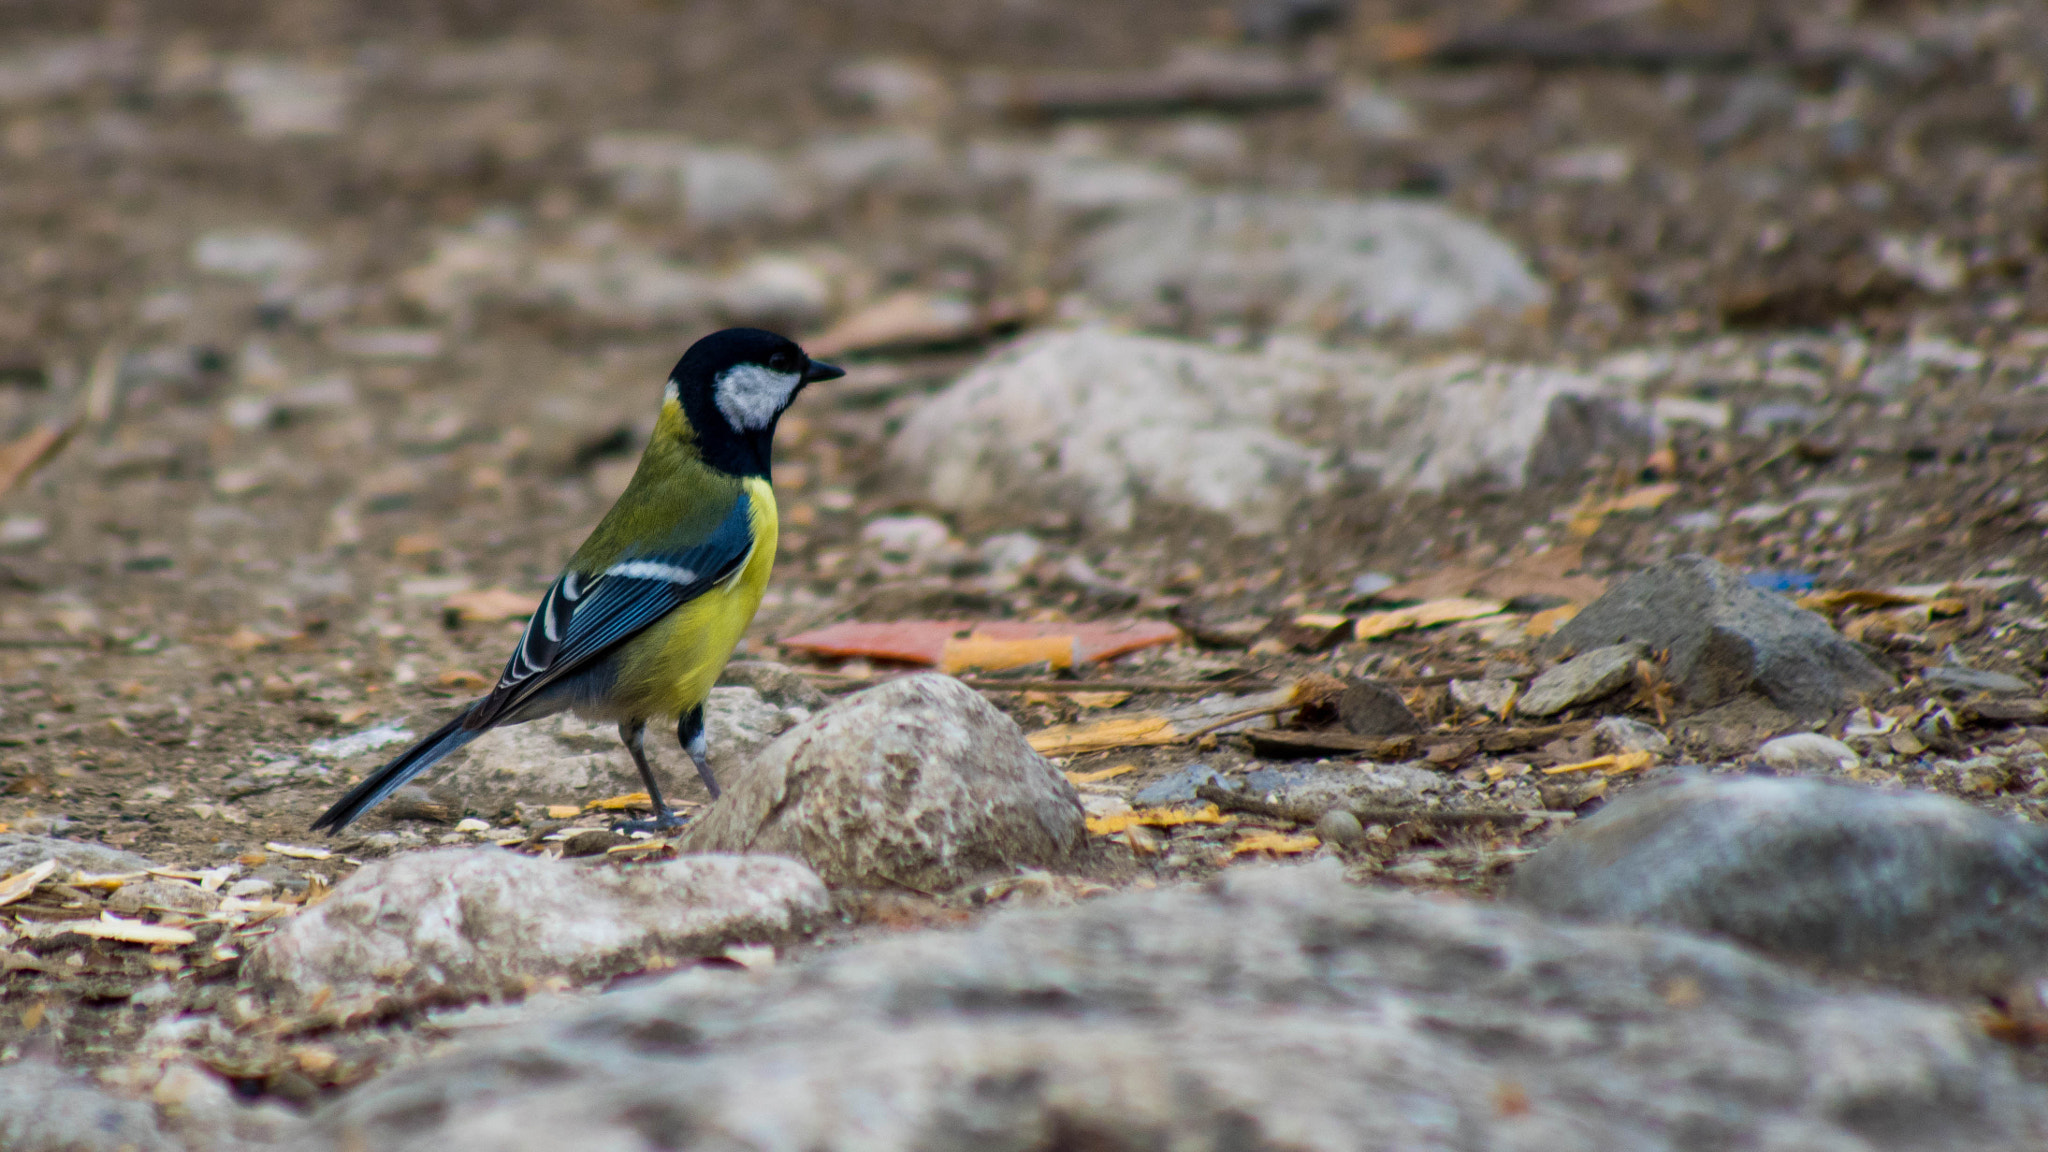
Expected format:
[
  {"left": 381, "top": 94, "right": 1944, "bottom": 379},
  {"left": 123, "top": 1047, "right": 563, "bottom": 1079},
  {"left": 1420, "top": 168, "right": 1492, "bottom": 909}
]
[{"left": 312, "top": 327, "right": 842, "bottom": 834}]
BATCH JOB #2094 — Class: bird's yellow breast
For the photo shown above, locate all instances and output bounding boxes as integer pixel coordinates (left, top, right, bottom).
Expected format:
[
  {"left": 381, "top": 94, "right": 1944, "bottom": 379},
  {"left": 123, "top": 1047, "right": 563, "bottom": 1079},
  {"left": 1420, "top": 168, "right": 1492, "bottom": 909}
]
[{"left": 610, "top": 476, "right": 777, "bottom": 719}]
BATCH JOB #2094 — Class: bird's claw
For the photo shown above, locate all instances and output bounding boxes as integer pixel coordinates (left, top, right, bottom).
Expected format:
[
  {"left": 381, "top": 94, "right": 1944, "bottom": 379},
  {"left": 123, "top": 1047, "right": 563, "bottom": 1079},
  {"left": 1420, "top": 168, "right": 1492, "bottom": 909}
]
[{"left": 610, "top": 809, "right": 691, "bottom": 835}]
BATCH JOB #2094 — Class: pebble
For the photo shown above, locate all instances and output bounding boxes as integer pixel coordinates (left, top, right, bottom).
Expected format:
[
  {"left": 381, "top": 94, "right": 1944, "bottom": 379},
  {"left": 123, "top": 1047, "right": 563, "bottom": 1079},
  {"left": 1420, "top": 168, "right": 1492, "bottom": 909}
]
[
  {"left": 1517, "top": 642, "right": 1646, "bottom": 718},
  {"left": 1592, "top": 715, "right": 1670, "bottom": 755},
  {"left": 1337, "top": 679, "right": 1422, "bottom": 735},
  {"left": 1449, "top": 677, "right": 1518, "bottom": 718},
  {"left": 1758, "top": 732, "right": 1861, "bottom": 773},
  {"left": 1314, "top": 808, "right": 1366, "bottom": 846},
  {"left": 1133, "top": 764, "right": 1226, "bottom": 807},
  {"left": 1922, "top": 665, "right": 2035, "bottom": 698}
]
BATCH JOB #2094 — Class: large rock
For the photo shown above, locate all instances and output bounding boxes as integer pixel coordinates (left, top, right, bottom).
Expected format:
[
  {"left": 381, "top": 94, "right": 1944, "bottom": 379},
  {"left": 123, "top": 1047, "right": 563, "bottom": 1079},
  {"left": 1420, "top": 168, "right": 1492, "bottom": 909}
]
[
  {"left": 0, "top": 1060, "right": 176, "bottom": 1152},
  {"left": 1080, "top": 194, "right": 1548, "bottom": 337},
  {"left": 313, "top": 863, "right": 2048, "bottom": 1151},
  {"left": 244, "top": 849, "right": 829, "bottom": 1023},
  {"left": 1512, "top": 774, "right": 2048, "bottom": 996},
  {"left": 1539, "top": 555, "right": 1894, "bottom": 718},
  {"left": 676, "top": 673, "right": 1085, "bottom": 889},
  {"left": 889, "top": 327, "right": 1644, "bottom": 533},
  {"left": 437, "top": 686, "right": 804, "bottom": 814}
]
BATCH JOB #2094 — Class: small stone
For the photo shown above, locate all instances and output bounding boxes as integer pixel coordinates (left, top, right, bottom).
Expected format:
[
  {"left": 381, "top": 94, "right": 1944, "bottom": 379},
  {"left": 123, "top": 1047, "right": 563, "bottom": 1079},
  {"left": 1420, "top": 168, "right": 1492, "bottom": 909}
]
[
  {"left": 1314, "top": 808, "right": 1366, "bottom": 846},
  {"left": 1448, "top": 678, "right": 1517, "bottom": 718},
  {"left": 1923, "top": 665, "right": 2035, "bottom": 698},
  {"left": 676, "top": 674, "right": 1085, "bottom": 890},
  {"left": 1336, "top": 680, "right": 1422, "bottom": 735},
  {"left": 1512, "top": 774, "right": 2048, "bottom": 995},
  {"left": 1540, "top": 555, "right": 1894, "bottom": 719},
  {"left": 1591, "top": 715, "right": 1670, "bottom": 755},
  {"left": 244, "top": 849, "right": 829, "bottom": 1022},
  {"left": 1517, "top": 643, "right": 1646, "bottom": 718},
  {"left": 1132, "top": 765, "right": 1226, "bottom": 807},
  {"left": 107, "top": 880, "right": 220, "bottom": 916},
  {"left": 1758, "top": 732, "right": 1860, "bottom": 774},
  {"left": 226, "top": 877, "right": 276, "bottom": 899},
  {"left": 561, "top": 829, "right": 625, "bottom": 857}
]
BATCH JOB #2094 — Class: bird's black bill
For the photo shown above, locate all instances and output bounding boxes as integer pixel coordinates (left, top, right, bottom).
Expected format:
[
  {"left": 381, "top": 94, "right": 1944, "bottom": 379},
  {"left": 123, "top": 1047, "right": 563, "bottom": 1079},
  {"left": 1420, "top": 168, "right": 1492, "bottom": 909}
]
[{"left": 803, "top": 359, "right": 845, "bottom": 383}]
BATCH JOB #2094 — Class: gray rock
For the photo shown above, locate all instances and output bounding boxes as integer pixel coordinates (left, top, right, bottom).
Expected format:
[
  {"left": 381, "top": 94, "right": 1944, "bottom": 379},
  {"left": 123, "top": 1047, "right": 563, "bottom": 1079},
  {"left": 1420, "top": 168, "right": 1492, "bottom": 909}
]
[
  {"left": 1923, "top": 665, "right": 2035, "bottom": 698},
  {"left": 1313, "top": 807, "right": 1366, "bottom": 846},
  {"left": 244, "top": 849, "right": 829, "bottom": 1024},
  {"left": 1758, "top": 732, "right": 1861, "bottom": 773},
  {"left": 315, "top": 863, "right": 2048, "bottom": 1151},
  {"left": 438, "top": 687, "right": 803, "bottom": 814},
  {"left": 1518, "top": 642, "right": 1646, "bottom": 718},
  {"left": 1448, "top": 677, "right": 1517, "bottom": 718},
  {"left": 107, "top": 878, "right": 221, "bottom": 916},
  {"left": 1512, "top": 774, "right": 2048, "bottom": 995},
  {"left": 1539, "top": 555, "right": 1895, "bottom": 719},
  {"left": 1591, "top": 715, "right": 1670, "bottom": 755},
  {"left": 1080, "top": 194, "right": 1547, "bottom": 336},
  {"left": 676, "top": 674, "right": 1086, "bottom": 890},
  {"left": 890, "top": 328, "right": 1644, "bottom": 534},
  {"left": 1268, "top": 761, "right": 1449, "bottom": 815},
  {"left": 0, "top": 1060, "right": 176, "bottom": 1152},
  {"left": 0, "top": 833, "right": 155, "bottom": 877},
  {"left": 1132, "top": 764, "right": 1226, "bottom": 806},
  {"left": 1336, "top": 679, "right": 1421, "bottom": 735}
]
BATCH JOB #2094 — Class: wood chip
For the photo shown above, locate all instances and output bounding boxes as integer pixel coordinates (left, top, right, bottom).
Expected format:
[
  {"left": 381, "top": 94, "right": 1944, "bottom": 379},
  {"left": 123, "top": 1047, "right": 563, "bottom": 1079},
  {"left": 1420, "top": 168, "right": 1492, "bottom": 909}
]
[
  {"left": 1229, "top": 831, "right": 1321, "bottom": 856},
  {"left": 442, "top": 587, "right": 542, "bottom": 623},
  {"left": 0, "top": 859, "right": 57, "bottom": 908},
  {"left": 585, "top": 792, "right": 651, "bottom": 812},
  {"left": 72, "top": 912, "right": 197, "bottom": 946},
  {"left": 940, "top": 633, "right": 1075, "bottom": 675},
  {"left": 0, "top": 422, "right": 74, "bottom": 500},
  {"left": 1243, "top": 729, "right": 1416, "bottom": 759},
  {"left": 1354, "top": 598, "right": 1504, "bottom": 640},
  {"left": 264, "top": 841, "right": 333, "bottom": 860},
  {"left": 1084, "top": 804, "right": 1227, "bottom": 835},
  {"left": 1541, "top": 750, "right": 1655, "bottom": 776},
  {"left": 1029, "top": 714, "right": 1179, "bottom": 756},
  {"left": 1065, "top": 764, "right": 1135, "bottom": 785}
]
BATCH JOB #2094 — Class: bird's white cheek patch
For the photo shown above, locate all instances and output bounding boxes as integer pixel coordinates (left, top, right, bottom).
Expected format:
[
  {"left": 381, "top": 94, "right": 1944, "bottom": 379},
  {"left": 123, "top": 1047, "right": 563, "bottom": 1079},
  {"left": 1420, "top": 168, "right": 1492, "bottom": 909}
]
[{"left": 713, "top": 364, "right": 802, "bottom": 430}]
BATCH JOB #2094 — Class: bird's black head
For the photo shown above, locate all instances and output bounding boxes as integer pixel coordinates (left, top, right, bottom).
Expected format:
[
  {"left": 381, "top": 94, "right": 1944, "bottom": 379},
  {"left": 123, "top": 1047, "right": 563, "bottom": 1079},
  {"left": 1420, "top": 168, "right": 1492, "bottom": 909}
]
[{"left": 664, "top": 327, "right": 843, "bottom": 478}]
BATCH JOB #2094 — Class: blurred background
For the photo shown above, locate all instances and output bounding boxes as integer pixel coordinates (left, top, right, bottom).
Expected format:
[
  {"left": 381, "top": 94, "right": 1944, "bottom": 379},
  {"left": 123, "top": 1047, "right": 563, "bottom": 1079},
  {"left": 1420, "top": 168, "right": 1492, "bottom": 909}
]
[{"left": 0, "top": 0, "right": 2043, "bottom": 851}]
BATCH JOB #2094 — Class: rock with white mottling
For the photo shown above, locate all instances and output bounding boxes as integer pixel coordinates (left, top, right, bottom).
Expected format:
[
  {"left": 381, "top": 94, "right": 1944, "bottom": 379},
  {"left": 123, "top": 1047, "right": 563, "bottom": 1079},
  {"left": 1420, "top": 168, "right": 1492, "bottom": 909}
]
[
  {"left": 676, "top": 673, "right": 1085, "bottom": 889},
  {"left": 890, "top": 327, "right": 1643, "bottom": 533},
  {"left": 1513, "top": 774, "right": 2048, "bottom": 995},
  {"left": 1758, "top": 732, "right": 1861, "bottom": 773},
  {"left": 317, "top": 863, "right": 2048, "bottom": 1151},
  {"left": 1080, "top": 194, "right": 1547, "bottom": 337},
  {"left": 244, "top": 849, "right": 829, "bottom": 1023}
]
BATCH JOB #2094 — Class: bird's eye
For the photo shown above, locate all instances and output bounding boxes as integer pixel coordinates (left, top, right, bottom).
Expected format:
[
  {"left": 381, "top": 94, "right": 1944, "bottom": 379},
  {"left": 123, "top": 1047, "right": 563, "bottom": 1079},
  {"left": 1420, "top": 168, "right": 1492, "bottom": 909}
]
[{"left": 767, "top": 350, "right": 797, "bottom": 373}]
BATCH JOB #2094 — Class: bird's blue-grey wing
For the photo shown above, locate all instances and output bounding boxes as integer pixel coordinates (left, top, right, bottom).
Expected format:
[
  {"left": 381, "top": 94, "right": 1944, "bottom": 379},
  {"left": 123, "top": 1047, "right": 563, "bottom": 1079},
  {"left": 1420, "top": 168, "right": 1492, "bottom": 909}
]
[{"left": 463, "top": 491, "right": 755, "bottom": 729}]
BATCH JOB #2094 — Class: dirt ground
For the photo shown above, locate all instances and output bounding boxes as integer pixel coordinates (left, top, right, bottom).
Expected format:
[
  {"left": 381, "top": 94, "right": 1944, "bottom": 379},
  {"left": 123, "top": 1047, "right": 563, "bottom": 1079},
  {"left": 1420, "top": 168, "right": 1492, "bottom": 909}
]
[{"left": 3, "top": 0, "right": 2048, "bottom": 1092}]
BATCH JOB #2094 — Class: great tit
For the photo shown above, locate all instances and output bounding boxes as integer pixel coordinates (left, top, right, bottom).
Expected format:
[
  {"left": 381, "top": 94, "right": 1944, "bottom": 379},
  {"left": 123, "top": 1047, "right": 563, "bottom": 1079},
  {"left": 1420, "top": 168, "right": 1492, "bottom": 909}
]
[{"left": 313, "top": 327, "right": 843, "bottom": 834}]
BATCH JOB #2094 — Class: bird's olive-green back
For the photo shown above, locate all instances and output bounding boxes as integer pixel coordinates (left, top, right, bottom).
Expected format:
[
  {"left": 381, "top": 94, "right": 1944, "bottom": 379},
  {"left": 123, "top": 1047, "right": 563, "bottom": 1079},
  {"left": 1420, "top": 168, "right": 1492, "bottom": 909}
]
[{"left": 566, "top": 400, "right": 747, "bottom": 572}]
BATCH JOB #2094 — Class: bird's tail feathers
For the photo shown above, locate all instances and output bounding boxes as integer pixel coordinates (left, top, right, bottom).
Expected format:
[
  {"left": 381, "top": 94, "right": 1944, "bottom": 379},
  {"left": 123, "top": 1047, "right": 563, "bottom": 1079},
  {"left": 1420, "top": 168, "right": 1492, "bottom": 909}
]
[{"left": 310, "top": 712, "right": 483, "bottom": 834}]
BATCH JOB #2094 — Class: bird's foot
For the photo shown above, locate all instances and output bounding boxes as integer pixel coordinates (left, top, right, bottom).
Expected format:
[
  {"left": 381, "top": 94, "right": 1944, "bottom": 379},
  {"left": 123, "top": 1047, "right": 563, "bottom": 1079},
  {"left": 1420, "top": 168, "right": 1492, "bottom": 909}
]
[{"left": 610, "top": 808, "right": 691, "bottom": 835}]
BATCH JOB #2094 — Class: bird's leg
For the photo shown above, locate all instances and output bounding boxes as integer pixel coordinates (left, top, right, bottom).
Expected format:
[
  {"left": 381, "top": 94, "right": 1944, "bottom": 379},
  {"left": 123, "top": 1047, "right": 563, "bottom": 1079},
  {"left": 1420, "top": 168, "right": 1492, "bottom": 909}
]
[
  {"left": 612, "top": 718, "right": 689, "bottom": 833},
  {"left": 678, "top": 704, "right": 720, "bottom": 799}
]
